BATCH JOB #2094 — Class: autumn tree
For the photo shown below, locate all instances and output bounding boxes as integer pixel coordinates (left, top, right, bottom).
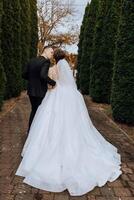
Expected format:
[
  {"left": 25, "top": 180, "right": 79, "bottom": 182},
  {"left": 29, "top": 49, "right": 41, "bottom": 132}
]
[{"left": 38, "top": 0, "right": 78, "bottom": 53}]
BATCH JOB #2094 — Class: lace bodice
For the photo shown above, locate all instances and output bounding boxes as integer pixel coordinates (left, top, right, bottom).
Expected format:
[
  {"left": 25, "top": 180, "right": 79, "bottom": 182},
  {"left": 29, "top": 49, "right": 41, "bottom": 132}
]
[{"left": 48, "top": 64, "right": 59, "bottom": 81}]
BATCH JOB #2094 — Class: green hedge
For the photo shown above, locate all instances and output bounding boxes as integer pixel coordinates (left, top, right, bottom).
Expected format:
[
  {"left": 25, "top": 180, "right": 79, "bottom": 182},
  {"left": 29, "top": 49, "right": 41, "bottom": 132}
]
[
  {"left": 0, "top": 0, "right": 38, "bottom": 110},
  {"left": 80, "top": 0, "right": 99, "bottom": 95},
  {"left": 2, "top": 0, "right": 22, "bottom": 99},
  {"left": 111, "top": 0, "right": 134, "bottom": 124},
  {"left": 90, "top": 0, "right": 115, "bottom": 103},
  {"left": 76, "top": 3, "right": 90, "bottom": 89},
  {"left": 29, "top": 0, "right": 38, "bottom": 58},
  {"left": 20, "top": 0, "right": 31, "bottom": 89},
  {"left": 0, "top": 0, "right": 6, "bottom": 109}
]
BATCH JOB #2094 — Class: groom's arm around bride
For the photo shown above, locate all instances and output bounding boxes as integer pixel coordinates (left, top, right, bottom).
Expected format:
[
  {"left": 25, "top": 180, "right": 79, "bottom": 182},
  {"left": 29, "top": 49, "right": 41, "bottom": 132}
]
[{"left": 40, "top": 60, "right": 56, "bottom": 89}]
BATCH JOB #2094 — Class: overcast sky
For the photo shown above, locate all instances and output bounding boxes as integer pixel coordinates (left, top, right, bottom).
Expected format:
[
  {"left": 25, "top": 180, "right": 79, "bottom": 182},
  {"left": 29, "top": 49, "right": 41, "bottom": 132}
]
[
  {"left": 64, "top": 0, "right": 90, "bottom": 53},
  {"left": 38, "top": 0, "right": 90, "bottom": 53},
  {"left": 73, "top": 0, "right": 90, "bottom": 24}
]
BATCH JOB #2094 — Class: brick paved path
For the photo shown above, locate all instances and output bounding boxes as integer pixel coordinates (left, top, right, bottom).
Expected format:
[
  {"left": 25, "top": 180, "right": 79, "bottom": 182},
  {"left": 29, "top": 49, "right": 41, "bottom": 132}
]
[{"left": 0, "top": 92, "right": 134, "bottom": 200}]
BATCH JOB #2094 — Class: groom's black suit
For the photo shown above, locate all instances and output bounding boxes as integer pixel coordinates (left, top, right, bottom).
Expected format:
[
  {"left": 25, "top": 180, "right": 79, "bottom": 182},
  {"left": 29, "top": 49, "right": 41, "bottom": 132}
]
[{"left": 22, "top": 56, "right": 56, "bottom": 132}]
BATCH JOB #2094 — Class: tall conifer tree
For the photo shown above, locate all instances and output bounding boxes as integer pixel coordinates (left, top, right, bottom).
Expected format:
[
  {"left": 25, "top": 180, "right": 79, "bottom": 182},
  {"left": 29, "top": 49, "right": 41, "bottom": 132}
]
[
  {"left": 80, "top": 0, "right": 99, "bottom": 94},
  {"left": 76, "top": 3, "right": 90, "bottom": 89},
  {"left": 20, "top": 0, "right": 31, "bottom": 89},
  {"left": 2, "top": 0, "right": 22, "bottom": 99},
  {"left": 29, "top": 0, "right": 38, "bottom": 58},
  {"left": 111, "top": 0, "right": 134, "bottom": 124},
  {"left": 90, "top": 0, "right": 116, "bottom": 103},
  {"left": 0, "top": 0, "right": 6, "bottom": 109},
  {"left": 90, "top": 0, "right": 122, "bottom": 103}
]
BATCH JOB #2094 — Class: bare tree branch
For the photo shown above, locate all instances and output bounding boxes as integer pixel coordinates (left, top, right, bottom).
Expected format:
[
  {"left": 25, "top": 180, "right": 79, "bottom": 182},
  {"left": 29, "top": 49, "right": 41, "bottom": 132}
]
[{"left": 37, "top": 0, "right": 79, "bottom": 53}]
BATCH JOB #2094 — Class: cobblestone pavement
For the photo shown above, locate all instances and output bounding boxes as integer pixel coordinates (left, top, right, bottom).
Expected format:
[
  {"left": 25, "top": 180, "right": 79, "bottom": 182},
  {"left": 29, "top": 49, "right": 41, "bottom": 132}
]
[{"left": 0, "top": 92, "right": 134, "bottom": 200}]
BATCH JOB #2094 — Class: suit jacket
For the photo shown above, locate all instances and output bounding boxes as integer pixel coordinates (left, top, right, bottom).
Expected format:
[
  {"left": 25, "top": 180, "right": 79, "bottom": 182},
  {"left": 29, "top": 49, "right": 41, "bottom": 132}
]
[{"left": 22, "top": 56, "right": 56, "bottom": 97}]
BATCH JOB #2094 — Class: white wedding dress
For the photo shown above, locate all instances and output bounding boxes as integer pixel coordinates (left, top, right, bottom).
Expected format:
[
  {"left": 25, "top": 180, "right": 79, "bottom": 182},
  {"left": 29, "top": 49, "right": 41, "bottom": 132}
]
[{"left": 15, "top": 59, "right": 122, "bottom": 196}]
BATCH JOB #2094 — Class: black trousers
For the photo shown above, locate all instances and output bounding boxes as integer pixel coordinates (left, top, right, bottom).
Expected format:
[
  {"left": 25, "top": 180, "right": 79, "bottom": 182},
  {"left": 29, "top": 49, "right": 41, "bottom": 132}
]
[{"left": 27, "top": 95, "right": 44, "bottom": 133}]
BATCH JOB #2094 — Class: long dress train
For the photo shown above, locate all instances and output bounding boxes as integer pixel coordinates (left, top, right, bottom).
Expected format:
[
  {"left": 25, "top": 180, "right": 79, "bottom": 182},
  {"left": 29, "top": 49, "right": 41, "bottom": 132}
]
[{"left": 15, "top": 59, "right": 122, "bottom": 196}]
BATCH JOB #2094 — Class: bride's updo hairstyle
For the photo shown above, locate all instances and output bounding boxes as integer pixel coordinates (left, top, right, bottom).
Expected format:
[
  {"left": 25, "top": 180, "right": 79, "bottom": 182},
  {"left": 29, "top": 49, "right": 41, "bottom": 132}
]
[{"left": 54, "top": 49, "right": 66, "bottom": 63}]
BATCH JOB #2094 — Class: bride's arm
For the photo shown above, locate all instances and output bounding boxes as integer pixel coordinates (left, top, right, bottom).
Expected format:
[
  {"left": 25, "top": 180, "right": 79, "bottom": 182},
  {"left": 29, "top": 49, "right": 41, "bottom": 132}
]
[
  {"left": 54, "top": 64, "right": 59, "bottom": 80},
  {"left": 48, "top": 67, "right": 54, "bottom": 89},
  {"left": 48, "top": 67, "right": 53, "bottom": 79},
  {"left": 48, "top": 65, "right": 58, "bottom": 89},
  {"left": 48, "top": 65, "right": 59, "bottom": 80}
]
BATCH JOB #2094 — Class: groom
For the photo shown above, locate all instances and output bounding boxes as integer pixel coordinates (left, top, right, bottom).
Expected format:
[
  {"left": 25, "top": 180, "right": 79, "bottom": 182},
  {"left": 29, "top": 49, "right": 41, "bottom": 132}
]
[{"left": 22, "top": 46, "right": 56, "bottom": 133}]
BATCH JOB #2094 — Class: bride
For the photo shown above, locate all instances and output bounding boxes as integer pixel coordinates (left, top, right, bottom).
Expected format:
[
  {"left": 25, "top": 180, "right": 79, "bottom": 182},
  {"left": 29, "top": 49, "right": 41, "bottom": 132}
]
[{"left": 15, "top": 49, "right": 122, "bottom": 196}]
